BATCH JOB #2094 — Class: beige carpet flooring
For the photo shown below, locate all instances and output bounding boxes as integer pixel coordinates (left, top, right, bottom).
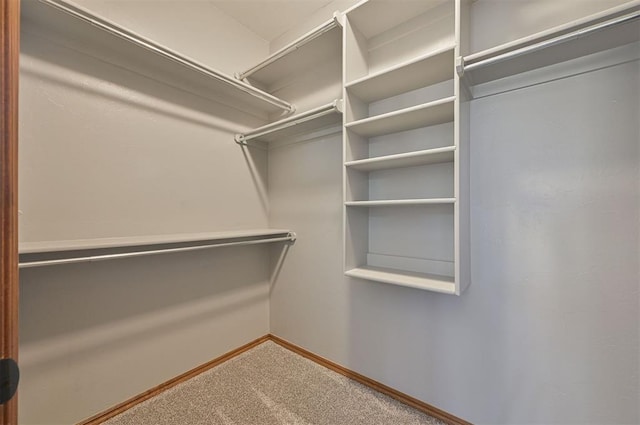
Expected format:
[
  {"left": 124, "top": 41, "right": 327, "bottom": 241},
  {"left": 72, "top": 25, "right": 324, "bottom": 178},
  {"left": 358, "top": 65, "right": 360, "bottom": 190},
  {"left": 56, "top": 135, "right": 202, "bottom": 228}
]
[{"left": 103, "top": 340, "right": 446, "bottom": 425}]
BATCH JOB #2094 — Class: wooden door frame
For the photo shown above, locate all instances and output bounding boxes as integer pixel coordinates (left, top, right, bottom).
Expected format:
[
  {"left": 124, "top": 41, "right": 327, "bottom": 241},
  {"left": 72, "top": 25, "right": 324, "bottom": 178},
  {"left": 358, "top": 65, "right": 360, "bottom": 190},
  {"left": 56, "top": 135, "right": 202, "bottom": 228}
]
[{"left": 1, "top": 0, "right": 20, "bottom": 424}]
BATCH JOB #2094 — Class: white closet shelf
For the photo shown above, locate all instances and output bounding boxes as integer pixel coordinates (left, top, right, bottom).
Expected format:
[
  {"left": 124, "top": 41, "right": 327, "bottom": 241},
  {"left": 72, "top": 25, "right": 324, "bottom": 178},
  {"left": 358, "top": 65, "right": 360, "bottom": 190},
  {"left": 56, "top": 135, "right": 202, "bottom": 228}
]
[
  {"left": 345, "top": 46, "right": 455, "bottom": 102},
  {"left": 19, "top": 229, "right": 294, "bottom": 254},
  {"left": 345, "top": 97, "right": 455, "bottom": 138},
  {"left": 22, "top": 0, "right": 294, "bottom": 116},
  {"left": 19, "top": 229, "right": 296, "bottom": 268},
  {"left": 345, "top": 146, "right": 455, "bottom": 172},
  {"left": 345, "top": 0, "right": 449, "bottom": 39},
  {"left": 345, "top": 265, "right": 456, "bottom": 294},
  {"left": 345, "top": 199, "right": 455, "bottom": 207},
  {"left": 460, "top": 3, "right": 640, "bottom": 86},
  {"left": 236, "top": 14, "right": 343, "bottom": 87},
  {"left": 235, "top": 100, "right": 343, "bottom": 145}
]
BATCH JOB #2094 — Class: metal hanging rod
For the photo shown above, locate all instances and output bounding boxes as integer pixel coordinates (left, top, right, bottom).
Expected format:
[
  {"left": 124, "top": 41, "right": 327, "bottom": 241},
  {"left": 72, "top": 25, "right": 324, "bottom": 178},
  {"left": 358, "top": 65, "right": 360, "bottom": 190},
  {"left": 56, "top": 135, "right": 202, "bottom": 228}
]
[
  {"left": 236, "top": 13, "right": 343, "bottom": 82},
  {"left": 235, "top": 99, "right": 343, "bottom": 145},
  {"left": 459, "top": 9, "right": 640, "bottom": 76},
  {"left": 19, "top": 232, "right": 296, "bottom": 269},
  {"left": 37, "top": 0, "right": 294, "bottom": 113}
]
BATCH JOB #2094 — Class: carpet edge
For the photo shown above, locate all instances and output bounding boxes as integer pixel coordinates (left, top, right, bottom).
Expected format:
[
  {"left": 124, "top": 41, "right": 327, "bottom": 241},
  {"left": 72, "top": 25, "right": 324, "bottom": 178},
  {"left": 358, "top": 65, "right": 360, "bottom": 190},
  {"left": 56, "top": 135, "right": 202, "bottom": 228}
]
[
  {"left": 77, "top": 335, "right": 271, "bottom": 425},
  {"left": 268, "top": 334, "right": 472, "bottom": 425}
]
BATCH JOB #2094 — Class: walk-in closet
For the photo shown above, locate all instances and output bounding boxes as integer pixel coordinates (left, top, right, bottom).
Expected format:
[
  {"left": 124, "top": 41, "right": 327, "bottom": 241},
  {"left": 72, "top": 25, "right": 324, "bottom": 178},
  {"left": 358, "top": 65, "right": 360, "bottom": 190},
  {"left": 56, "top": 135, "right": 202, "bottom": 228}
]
[{"left": 1, "top": 0, "right": 638, "bottom": 423}]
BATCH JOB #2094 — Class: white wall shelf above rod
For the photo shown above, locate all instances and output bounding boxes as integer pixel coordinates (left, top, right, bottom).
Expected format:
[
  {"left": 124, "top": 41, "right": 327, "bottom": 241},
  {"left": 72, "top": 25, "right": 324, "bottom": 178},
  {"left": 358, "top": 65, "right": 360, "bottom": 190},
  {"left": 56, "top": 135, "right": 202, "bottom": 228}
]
[
  {"left": 236, "top": 13, "right": 343, "bottom": 87},
  {"left": 235, "top": 100, "right": 343, "bottom": 145},
  {"left": 23, "top": 0, "right": 294, "bottom": 115},
  {"left": 459, "top": 3, "right": 640, "bottom": 87},
  {"left": 19, "top": 229, "right": 296, "bottom": 268}
]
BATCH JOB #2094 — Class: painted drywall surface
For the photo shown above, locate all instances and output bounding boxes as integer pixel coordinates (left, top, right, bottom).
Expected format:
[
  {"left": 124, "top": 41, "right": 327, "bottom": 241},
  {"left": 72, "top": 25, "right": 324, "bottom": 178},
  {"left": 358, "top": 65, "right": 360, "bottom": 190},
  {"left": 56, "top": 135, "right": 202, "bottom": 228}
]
[
  {"left": 18, "top": 5, "right": 273, "bottom": 423},
  {"left": 269, "top": 0, "right": 361, "bottom": 53},
  {"left": 271, "top": 50, "right": 639, "bottom": 425},
  {"left": 69, "top": 0, "right": 269, "bottom": 75},
  {"left": 19, "top": 246, "right": 270, "bottom": 424},
  {"left": 269, "top": 17, "right": 639, "bottom": 425}
]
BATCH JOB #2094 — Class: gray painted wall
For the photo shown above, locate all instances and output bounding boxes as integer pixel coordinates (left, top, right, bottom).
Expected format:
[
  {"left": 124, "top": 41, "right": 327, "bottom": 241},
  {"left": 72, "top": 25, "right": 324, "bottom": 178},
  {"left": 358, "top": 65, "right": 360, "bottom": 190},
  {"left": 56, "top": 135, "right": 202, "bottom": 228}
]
[
  {"left": 18, "top": 2, "right": 272, "bottom": 423},
  {"left": 17, "top": 0, "right": 639, "bottom": 424},
  {"left": 269, "top": 36, "right": 640, "bottom": 425}
]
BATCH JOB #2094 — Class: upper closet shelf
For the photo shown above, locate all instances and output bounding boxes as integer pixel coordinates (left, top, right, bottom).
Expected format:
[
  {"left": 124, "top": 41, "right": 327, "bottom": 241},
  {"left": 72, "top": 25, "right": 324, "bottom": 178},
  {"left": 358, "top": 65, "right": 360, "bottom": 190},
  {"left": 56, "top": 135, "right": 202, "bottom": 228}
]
[
  {"left": 235, "top": 100, "right": 343, "bottom": 145},
  {"left": 459, "top": 2, "right": 640, "bottom": 87},
  {"left": 236, "top": 14, "right": 343, "bottom": 88},
  {"left": 345, "top": 45, "right": 454, "bottom": 102},
  {"left": 345, "top": 96, "right": 455, "bottom": 138},
  {"left": 22, "top": 0, "right": 294, "bottom": 116},
  {"left": 19, "top": 229, "right": 296, "bottom": 268}
]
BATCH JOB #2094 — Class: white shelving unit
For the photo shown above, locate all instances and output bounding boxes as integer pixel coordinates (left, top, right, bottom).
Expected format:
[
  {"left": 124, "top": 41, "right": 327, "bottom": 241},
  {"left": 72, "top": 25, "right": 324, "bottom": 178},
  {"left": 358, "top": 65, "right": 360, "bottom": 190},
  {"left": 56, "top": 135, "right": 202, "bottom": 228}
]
[
  {"left": 343, "top": 0, "right": 470, "bottom": 295},
  {"left": 21, "top": 0, "right": 293, "bottom": 117}
]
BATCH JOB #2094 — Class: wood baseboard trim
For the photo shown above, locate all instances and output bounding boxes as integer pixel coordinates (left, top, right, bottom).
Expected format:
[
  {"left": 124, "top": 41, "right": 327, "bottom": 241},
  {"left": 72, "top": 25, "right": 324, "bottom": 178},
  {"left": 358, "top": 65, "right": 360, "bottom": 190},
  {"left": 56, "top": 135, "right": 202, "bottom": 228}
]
[
  {"left": 268, "top": 334, "right": 471, "bottom": 425},
  {"left": 78, "top": 334, "right": 470, "bottom": 425},
  {"left": 77, "top": 335, "right": 270, "bottom": 425}
]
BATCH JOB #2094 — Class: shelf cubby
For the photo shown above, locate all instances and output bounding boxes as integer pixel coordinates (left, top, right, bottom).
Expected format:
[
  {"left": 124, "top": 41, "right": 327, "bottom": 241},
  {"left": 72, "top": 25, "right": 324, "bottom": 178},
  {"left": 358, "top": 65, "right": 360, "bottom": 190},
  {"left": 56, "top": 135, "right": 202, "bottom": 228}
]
[
  {"left": 345, "top": 45, "right": 455, "bottom": 103},
  {"left": 344, "top": 0, "right": 455, "bottom": 82},
  {"left": 345, "top": 146, "right": 455, "bottom": 172},
  {"left": 345, "top": 97, "right": 455, "bottom": 138}
]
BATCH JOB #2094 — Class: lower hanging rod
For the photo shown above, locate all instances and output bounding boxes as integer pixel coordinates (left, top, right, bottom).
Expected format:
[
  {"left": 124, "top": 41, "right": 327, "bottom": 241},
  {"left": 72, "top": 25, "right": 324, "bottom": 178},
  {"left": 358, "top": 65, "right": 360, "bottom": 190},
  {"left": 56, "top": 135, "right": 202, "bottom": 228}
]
[
  {"left": 235, "top": 99, "right": 343, "bottom": 145},
  {"left": 19, "top": 232, "right": 296, "bottom": 268},
  {"left": 38, "top": 0, "right": 294, "bottom": 113},
  {"left": 460, "top": 9, "right": 640, "bottom": 75}
]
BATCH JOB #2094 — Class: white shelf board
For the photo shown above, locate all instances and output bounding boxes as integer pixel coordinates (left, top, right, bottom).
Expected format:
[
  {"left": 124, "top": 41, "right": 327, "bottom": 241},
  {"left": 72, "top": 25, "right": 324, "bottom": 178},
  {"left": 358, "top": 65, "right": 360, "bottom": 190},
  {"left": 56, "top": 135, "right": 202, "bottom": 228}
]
[
  {"left": 19, "top": 229, "right": 292, "bottom": 254},
  {"left": 345, "top": 198, "right": 455, "bottom": 207},
  {"left": 463, "top": 4, "right": 640, "bottom": 86},
  {"left": 345, "top": 46, "right": 454, "bottom": 102},
  {"left": 345, "top": 265, "right": 456, "bottom": 294},
  {"left": 239, "top": 18, "right": 342, "bottom": 88},
  {"left": 236, "top": 101, "right": 342, "bottom": 144},
  {"left": 21, "top": 0, "right": 293, "bottom": 116},
  {"left": 346, "top": 0, "right": 449, "bottom": 39},
  {"left": 345, "top": 146, "right": 455, "bottom": 172},
  {"left": 345, "top": 96, "right": 455, "bottom": 138}
]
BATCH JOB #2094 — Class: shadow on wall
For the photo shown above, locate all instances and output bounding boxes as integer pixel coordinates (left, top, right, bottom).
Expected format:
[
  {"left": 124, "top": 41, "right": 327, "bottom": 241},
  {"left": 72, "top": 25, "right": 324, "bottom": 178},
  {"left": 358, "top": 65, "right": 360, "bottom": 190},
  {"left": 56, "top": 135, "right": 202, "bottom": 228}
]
[
  {"left": 20, "top": 29, "right": 266, "bottom": 131},
  {"left": 19, "top": 244, "right": 270, "bottom": 373},
  {"left": 240, "top": 144, "right": 270, "bottom": 219}
]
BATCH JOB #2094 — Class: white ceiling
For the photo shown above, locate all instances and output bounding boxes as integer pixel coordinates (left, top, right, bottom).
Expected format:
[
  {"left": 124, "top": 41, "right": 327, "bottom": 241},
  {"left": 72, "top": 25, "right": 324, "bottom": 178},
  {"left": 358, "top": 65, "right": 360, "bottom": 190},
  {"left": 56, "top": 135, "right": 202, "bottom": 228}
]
[{"left": 209, "top": 0, "right": 334, "bottom": 42}]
